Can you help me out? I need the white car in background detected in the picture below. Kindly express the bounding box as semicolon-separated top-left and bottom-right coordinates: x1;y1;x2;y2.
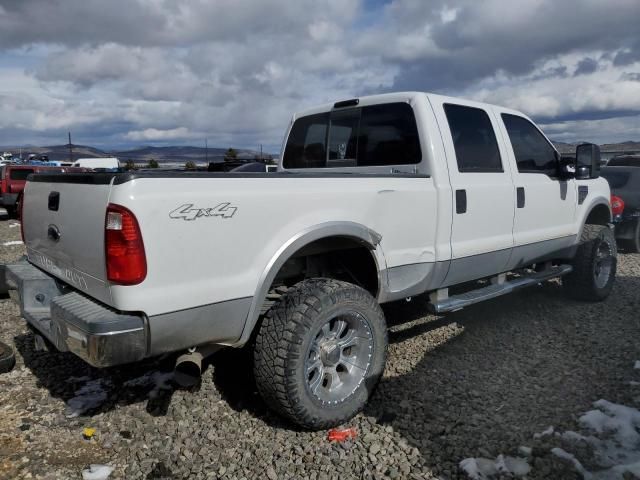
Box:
72;157;120;169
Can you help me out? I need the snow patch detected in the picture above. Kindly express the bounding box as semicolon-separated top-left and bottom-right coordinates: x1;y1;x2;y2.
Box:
123;371;173;399
551;399;640;479
518;446;532;457
552;448;591;478
533;426;554;438
82;464;114;480
8;222;20;228
2;240;23;246
66;379;109;418
460;455;530;479
634;360;640;370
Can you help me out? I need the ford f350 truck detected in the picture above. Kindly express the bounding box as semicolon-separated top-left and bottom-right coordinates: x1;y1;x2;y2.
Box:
0;92;615;429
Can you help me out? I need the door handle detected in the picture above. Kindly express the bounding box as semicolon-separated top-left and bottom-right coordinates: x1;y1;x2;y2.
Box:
456;189;467;214
517;187;525;208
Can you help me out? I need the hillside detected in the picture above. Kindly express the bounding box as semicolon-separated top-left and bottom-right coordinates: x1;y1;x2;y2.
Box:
552;140;640;154
0;144;271;163
3;141;639;163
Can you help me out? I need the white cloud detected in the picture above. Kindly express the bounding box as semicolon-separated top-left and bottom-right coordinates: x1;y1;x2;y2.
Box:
125;127;194;141
0;0;639;148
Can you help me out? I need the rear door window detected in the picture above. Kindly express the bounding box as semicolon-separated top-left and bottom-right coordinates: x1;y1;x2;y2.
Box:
444;104;503;173
502;114;558;175
283;103;421;169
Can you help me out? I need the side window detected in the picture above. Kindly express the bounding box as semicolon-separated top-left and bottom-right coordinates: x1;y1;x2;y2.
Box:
282;113;329;169
444;104;503;173
502;114;558;175
283;103;421;168
358;103;421;166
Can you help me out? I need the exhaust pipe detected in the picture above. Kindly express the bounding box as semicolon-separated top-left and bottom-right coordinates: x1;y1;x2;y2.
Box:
174;344;221;387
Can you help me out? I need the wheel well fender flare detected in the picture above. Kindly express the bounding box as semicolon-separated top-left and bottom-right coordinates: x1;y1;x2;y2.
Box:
578;198;611;239
234;221;385;346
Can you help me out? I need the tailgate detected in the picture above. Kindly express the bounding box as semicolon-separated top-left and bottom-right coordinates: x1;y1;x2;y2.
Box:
22;175;114;305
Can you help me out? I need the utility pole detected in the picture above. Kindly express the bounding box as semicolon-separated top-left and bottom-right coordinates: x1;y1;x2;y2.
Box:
205;138;208;164
260;144;263;162
68;131;73;163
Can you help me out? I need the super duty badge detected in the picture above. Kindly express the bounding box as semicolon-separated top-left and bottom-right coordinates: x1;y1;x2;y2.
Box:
169;203;237;221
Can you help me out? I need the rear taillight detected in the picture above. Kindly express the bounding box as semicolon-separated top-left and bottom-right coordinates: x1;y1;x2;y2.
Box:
611;194;625;217
105;203;147;285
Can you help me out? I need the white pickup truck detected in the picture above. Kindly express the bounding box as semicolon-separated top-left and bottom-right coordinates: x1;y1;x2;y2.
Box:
1;92;615;429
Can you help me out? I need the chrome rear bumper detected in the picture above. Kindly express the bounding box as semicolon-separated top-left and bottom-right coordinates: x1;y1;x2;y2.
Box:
1;260;146;367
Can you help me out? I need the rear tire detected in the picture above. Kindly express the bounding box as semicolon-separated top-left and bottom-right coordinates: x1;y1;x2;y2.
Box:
563;225;616;301
253;278;387;430
620;218;640;253
0;341;16;374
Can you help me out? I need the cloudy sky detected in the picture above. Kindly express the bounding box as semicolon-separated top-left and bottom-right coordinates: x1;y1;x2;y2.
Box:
1;0;639;152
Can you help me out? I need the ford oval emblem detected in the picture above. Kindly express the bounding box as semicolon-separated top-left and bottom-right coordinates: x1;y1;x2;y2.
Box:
47;224;61;242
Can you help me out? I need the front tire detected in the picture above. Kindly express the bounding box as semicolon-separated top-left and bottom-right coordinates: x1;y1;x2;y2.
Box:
563;224;617;301
253;278;387;429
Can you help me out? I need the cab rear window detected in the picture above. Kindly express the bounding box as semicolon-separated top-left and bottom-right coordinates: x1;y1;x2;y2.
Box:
283;103;421;169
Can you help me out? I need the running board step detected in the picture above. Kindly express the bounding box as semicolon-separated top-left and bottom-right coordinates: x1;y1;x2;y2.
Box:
429;264;573;313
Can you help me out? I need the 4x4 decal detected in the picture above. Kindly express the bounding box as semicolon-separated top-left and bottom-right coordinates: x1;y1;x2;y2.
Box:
169;203;237;221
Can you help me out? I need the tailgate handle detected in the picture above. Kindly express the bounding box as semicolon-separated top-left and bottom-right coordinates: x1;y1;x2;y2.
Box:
48;191;60;211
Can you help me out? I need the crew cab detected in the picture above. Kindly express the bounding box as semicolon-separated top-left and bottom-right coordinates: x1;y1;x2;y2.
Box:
0;164;87;216
0;92;614;429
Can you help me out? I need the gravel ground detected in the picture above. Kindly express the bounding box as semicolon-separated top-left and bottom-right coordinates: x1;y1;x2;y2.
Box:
1;212;639;480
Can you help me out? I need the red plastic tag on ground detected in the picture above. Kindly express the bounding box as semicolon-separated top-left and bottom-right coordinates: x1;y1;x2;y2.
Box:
327;427;357;442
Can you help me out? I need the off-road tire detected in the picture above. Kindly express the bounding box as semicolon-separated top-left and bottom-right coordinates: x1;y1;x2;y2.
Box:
620;218;640;253
563;224;616;301
0;341;16;374
253;278;387;430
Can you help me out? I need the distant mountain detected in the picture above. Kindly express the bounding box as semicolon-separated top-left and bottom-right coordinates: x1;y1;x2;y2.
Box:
0;144;274;163
551;141;577;154
552;141;640;155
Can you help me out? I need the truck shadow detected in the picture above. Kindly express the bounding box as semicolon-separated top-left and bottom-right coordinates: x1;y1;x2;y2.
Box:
364;273;640;477
13;333;178;417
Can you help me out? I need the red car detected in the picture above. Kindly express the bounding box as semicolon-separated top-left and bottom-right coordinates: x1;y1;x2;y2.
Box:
1;165;87;216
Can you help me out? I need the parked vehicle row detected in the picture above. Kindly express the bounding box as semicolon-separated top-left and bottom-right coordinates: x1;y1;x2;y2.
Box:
0;91;629;429
0;164;89;216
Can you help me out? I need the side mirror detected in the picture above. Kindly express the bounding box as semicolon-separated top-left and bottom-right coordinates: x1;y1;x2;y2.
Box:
575;143;601;180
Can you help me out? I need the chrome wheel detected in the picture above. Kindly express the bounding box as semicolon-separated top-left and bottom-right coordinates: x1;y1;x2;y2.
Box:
305;312;373;405
593;239;614;289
